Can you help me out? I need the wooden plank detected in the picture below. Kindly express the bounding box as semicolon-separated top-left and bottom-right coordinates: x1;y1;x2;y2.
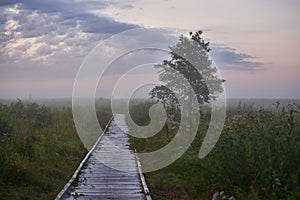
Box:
64;193;144;200
55;117;114;200
135;151;152;200
56;114;151;200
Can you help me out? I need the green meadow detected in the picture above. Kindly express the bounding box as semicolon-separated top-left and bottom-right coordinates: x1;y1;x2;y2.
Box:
0;99;299;199
128;99;300;199
0;99;111;199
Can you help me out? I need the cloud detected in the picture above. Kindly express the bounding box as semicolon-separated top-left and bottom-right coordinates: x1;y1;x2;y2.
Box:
0;1;267;99
0;1;19;6
0;1;138;83
210;44;265;71
0;1;138;98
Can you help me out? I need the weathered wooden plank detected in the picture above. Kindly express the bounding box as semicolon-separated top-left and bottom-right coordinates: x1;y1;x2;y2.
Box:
64;193;144;200
73;185;141;189
57;114;151;200
71;189;142;194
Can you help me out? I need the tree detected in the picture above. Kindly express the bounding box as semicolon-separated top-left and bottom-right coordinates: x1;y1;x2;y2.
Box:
150;31;224;136
150;30;224;105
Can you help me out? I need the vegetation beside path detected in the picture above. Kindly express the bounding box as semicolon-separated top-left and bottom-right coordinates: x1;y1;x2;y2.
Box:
0;99;111;199
129;100;300;199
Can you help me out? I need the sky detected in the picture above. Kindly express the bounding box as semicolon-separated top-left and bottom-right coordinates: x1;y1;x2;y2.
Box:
0;0;299;99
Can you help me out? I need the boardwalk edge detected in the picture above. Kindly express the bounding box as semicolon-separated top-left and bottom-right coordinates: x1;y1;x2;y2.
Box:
135;149;152;200
54;116;114;200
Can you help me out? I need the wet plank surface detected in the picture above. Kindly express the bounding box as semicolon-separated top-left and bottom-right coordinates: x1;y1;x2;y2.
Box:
60;114;146;200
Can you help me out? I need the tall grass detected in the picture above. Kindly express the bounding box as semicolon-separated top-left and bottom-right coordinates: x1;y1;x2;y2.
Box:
128;100;300;199
0;99;111;199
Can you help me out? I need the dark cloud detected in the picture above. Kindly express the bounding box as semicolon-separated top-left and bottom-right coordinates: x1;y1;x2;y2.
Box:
3;1;138;35
21;0;80;13
19;0;137;34
74;13;137;34
210;44;264;71
0;0;108;16
0;0;138;69
0;1;19;6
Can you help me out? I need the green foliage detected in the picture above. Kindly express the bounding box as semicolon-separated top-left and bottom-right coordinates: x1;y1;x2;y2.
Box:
129;100;300;199
150;31;224;106
129;100;153;126
203;105;300;199
0;100;111;199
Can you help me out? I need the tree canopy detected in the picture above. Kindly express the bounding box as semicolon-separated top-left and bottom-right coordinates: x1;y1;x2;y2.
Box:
150;30;224;107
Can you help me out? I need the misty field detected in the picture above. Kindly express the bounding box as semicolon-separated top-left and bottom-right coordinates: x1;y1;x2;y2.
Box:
0;99;299;199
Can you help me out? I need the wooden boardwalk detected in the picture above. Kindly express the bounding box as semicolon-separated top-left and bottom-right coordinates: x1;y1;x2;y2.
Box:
56;114;151;200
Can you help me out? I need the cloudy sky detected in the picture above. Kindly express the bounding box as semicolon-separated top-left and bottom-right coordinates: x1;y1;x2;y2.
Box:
0;0;299;99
